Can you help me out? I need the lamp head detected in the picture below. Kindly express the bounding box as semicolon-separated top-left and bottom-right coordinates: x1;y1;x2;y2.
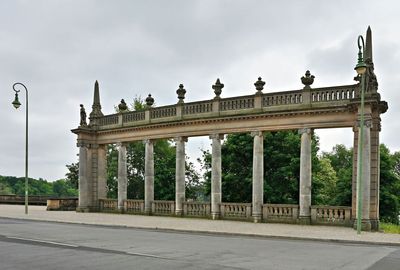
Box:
12;93;21;109
355;35;367;75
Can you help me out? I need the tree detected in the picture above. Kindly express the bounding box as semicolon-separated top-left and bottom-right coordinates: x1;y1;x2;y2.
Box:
312;157;338;205
200;131;320;204
379;145;400;224
321;144;353;206
52;179;78;197
65;162;79;189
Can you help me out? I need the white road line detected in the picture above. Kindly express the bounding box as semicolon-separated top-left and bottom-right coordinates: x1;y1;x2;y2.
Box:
125;251;167;259
6;236;79;248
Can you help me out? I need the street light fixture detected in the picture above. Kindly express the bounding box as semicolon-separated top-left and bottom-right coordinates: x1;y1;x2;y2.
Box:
12;82;29;215
354;35;366;234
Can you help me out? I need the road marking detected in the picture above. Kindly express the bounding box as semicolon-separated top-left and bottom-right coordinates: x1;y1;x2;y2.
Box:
125;251;167;259
6;236;79;248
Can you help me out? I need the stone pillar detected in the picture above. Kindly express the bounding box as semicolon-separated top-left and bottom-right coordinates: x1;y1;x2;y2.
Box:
299;128;312;224
144;139;154;214
97;145;107;200
251;131;264;223
175;137;187;215
210;134;223;219
77;142;91;212
117;143;127;211
352;106;373;231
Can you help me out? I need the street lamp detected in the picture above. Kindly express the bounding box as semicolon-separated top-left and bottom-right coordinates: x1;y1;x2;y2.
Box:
12;82;29;215
354;35;367;234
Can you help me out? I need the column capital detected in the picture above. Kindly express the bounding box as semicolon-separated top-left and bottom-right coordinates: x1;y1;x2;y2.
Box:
298;128;312;135
143;139;155;145
174;136;188;143
209;133;224;140
116;142;128;148
250;130;263;137
355;119;373;128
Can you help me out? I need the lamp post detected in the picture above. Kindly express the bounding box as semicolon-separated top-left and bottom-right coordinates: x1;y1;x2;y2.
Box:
354;36;367;234
12;82;29;215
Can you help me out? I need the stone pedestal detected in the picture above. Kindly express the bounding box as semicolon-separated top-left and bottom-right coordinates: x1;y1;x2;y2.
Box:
144;139;154;214
117;143;127;211
299;128;312;224
175;137;187;215
210;134;223;219
251;131;264;223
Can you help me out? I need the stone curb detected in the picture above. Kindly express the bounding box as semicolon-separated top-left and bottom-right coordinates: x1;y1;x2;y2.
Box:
2;216;400;248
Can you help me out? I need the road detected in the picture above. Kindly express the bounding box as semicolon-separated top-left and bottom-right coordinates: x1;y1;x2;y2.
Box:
0;217;398;270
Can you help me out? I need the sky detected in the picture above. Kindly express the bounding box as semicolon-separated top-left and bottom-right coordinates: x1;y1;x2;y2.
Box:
1;0;399;181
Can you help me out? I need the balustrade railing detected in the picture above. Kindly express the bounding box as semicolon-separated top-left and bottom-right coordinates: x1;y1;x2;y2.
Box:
99;198;118;211
98;114;119;126
262;204;298;223
263;91;303;106
124;199;145;213
123;111;145;123
151;105;177;119
183;202;211;216
183;101;213;115
311;85;357;102
151;200;175;215
220;96;254;111
311;205;352;226
220;202;252;219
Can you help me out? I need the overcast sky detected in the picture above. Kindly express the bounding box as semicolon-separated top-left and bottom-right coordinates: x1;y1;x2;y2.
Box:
1;0;399;181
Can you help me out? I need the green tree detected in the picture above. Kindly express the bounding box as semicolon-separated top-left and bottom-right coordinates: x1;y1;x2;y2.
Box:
312;157;338;205
379;145;400;224
52;179;78;197
65;162;79;189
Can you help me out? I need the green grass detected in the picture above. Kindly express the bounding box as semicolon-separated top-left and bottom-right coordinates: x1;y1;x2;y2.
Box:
380;222;400;234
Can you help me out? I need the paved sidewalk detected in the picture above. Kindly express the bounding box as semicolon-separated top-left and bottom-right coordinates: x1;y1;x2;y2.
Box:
1;205;399;246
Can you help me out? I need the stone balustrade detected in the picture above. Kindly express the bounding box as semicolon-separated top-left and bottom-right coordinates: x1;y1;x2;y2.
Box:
311;205;352;226
124;199;145;213
99;198;118;211
220;202;252;219
183;202;211;217
95;84;359;129
151;200;175;215
262;204;299;223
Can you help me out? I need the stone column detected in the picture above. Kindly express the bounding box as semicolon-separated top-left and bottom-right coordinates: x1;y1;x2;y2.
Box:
97;145;107;200
210;134;223;219
361;120;372;225
77;142;90;212
175;137;187;215
251;131;264;223
117;143;127;211
299;128;312;224
144;139;154;214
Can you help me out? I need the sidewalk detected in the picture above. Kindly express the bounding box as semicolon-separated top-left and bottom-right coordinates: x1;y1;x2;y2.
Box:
1;205;399;246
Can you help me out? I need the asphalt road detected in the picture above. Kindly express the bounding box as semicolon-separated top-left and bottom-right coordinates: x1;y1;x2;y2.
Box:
0;218;398;270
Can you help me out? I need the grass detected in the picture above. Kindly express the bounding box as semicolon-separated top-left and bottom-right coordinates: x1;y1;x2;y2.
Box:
380;222;400;234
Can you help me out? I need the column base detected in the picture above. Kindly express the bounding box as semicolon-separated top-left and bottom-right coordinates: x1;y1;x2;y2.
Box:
175;210;183;216
298;216;311;225
211;212;220;220
253;214;262;223
353;219;372;231
76;206;98;212
370;219;380;231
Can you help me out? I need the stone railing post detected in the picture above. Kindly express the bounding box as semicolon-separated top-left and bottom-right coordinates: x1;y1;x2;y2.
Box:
175;136;187;215
210;134;223;219
117;142;128;212
144;139;154;214
299;128;312;224
251;131;264;223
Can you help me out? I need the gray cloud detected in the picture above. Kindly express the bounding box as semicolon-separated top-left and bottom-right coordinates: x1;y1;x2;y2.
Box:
1;0;399;180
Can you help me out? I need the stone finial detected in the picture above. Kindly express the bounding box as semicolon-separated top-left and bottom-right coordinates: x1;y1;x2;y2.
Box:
254;77;265;94
145;94;154;107
79;104;87;127
89;80;104;119
212;78;224;99
301;70;315;89
118;99;128;112
176;84;186;103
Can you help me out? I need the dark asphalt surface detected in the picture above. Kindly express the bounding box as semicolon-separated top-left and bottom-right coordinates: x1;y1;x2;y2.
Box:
0;218;398;270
